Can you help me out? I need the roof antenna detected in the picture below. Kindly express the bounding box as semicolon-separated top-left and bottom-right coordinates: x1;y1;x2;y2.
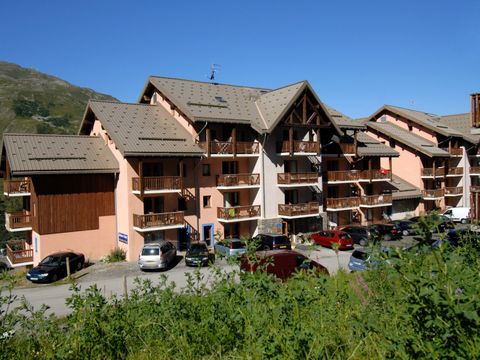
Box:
208;64;221;82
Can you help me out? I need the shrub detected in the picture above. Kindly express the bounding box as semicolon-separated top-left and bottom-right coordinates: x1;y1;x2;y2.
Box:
106;247;126;263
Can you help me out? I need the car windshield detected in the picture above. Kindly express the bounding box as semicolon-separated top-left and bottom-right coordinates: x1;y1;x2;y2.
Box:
39;256;62;266
352;250;369;261
189;244;208;254
230;241;245;249
141;248;160;256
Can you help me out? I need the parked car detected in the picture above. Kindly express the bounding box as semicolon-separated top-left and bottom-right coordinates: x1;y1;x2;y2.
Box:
251;233;291;251
348;247;393;272
240;250;328;280
138;241;177;270
340;226;371;246
185;242;214;267
0;261;10;272
214;238;246;258
389;220;415;236
442;207;470;224
408;214;455;233
26;252;85;283
368;223;402;241
310;230;354;250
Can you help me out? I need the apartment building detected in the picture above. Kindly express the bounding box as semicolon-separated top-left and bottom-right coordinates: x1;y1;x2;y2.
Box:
0;76;410;265
364;93;480;218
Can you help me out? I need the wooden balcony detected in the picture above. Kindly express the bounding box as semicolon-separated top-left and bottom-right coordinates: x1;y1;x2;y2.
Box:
422;189;445;199
132;176;182;194
217;205;261;222
199;141;259;156
471;186;480;192
444;187;463;196
3;179;31;197
216;173;260;189
6;241;33;265
5;211;32;232
359;169;392;182
326;170;361;183
470;167;480;176
278;140;320;154
421;168;445;178
339;142;356;155
278;202;319;218
360;194;393;207
277;172;318;186
446;167;463;177
133;211;184;232
326;197;360;210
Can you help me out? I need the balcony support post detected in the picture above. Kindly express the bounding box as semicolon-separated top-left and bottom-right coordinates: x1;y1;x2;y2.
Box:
139;160;144;197
389;157;393;181
232;127;237;157
206;128;211;157
289;127;294;156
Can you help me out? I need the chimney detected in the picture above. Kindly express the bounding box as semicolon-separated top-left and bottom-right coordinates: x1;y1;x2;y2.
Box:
472;93;480;127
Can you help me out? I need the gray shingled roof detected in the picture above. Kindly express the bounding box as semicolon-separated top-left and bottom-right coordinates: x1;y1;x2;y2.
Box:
388;175;422;200
87;100;204;157
374;105;463;137
367;121;450;158
438;113;480;144
144;77;342;135
356;132;399;157
2;134;119;176
325;105;365;130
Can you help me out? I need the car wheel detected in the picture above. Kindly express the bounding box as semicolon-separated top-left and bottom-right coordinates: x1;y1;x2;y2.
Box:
263;245;270;251
76;261;83;271
402;229;409;236
359;238;367;246
383;234;392;241
51;274;58;282
461;219;467;224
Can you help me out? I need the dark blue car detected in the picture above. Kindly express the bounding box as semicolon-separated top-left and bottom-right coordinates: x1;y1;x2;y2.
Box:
26;252;85;283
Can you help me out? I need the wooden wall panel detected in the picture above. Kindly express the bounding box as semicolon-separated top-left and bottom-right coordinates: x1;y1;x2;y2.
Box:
31;174;115;235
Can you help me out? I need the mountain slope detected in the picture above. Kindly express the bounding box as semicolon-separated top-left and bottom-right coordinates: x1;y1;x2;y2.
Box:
0;61;117;135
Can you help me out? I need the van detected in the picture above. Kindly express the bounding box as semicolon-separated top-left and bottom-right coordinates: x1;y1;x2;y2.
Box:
442;207;470;224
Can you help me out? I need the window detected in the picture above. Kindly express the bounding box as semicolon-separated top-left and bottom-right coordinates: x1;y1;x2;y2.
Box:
222;161;238;174
203;195;211;208
202;164;211;176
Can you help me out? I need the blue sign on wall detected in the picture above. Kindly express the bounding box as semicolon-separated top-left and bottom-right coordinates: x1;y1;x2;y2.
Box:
118;232;128;244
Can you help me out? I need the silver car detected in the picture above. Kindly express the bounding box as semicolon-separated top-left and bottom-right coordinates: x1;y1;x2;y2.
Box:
214;238;246;258
138;241;177;270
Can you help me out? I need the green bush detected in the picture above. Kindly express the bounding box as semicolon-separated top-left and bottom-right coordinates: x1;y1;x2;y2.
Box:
1;229;479;359
106;247;126;263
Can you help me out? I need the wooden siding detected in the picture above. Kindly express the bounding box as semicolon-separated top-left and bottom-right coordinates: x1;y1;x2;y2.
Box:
31;174;115;235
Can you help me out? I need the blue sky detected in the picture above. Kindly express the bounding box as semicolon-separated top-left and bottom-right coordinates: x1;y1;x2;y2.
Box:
0;0;478;118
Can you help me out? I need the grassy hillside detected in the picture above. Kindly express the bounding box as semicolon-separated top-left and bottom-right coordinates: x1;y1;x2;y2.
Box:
0;61;117;135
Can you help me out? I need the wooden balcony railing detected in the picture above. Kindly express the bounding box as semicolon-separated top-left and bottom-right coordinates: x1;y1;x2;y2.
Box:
447;167;463;176
279;140;319;154
5;211;32;231
444;187;463;195
3;179;31;196
326;197;360;209
198;141;259;155
277;172;318;185
327;170;361;182
442;147;463;156
422;189;445;198
421;168;445;177
360;169;392;181
217;173;260;187
133;211;184;229
278;202;319;217
471;186;480;192
360;194;393;206
6;241;33;264
339;142;356;154
470;167;480;175
217;205;261;221
132;176;182;192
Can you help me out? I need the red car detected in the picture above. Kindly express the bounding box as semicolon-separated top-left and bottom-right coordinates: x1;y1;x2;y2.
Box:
240;250;328;281
310;230;354;250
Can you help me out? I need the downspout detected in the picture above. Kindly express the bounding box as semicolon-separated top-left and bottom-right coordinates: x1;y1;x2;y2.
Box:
113;172;119;249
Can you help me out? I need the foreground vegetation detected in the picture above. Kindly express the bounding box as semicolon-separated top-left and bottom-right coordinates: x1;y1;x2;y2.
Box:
1;234;480;359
